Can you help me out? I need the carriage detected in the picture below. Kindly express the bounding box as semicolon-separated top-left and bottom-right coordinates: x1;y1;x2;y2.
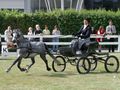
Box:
52;37;119;74
6;30;119;74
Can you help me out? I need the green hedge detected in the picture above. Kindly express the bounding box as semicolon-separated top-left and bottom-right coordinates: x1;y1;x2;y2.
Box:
0;9;120;34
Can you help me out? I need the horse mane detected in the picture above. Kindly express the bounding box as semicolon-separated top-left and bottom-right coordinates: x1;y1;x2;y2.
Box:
13;29;24;36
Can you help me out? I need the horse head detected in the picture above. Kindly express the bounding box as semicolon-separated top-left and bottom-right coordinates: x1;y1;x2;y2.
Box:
12;29;24;43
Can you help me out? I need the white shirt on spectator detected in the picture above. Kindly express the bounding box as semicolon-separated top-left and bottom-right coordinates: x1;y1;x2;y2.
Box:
43;29;50;35
106;25;116;35
52;29;60;35
4;29;12;42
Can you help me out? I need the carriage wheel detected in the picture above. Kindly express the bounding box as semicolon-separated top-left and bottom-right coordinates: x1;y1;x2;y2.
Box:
105;55;119;73
88;56;97;71
76;57;91;74
52;56;66;72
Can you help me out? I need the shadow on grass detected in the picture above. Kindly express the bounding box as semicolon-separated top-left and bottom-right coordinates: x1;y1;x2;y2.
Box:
43;73;67;78
25;70;120;78
40;71;78;78
0;58;15;60
89;71;120;74
25;73;67;78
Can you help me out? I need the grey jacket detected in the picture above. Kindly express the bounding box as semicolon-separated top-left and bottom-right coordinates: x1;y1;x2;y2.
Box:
106;25;116;35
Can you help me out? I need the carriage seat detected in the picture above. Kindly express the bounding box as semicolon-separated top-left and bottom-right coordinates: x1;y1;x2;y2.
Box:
59;47;74;57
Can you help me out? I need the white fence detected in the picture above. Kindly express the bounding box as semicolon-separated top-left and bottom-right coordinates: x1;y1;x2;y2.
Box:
0;34;120;57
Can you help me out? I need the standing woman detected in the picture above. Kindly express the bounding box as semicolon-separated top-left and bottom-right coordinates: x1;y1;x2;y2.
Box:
27;27;33;41
96;26;105;52
52;25;61;52
28;27;33;35
4;26;14;48
34;24;42;41
73;18;92;53
43;25;50;35
43;25;51;42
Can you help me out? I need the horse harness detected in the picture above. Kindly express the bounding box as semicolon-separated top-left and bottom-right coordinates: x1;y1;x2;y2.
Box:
18;42;32;58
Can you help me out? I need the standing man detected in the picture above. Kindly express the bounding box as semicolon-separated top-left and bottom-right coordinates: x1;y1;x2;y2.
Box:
106;20;116;52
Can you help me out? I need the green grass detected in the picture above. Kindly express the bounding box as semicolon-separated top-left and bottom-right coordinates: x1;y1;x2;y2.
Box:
0;53;120;90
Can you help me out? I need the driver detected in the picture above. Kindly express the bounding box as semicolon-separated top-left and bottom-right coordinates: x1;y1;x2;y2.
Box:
73;18;92;53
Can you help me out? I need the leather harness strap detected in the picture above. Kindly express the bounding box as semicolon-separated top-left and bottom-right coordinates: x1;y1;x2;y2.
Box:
24;42;32;58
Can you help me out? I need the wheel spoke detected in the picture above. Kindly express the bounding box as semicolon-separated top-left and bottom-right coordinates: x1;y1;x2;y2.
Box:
88;56;97;71
52;56;66;72
77;58;91;74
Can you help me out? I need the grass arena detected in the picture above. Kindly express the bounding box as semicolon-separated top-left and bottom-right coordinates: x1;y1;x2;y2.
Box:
0;53;120;90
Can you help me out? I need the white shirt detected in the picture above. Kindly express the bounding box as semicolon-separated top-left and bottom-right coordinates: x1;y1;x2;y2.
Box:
43;29;50;35
4;29;12;42
28;32;33;35
52;29;60;35
106;25;116;34
83;25;87;30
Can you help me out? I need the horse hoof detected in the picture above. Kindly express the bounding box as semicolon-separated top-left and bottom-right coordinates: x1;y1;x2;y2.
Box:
25;69;29;73
5;70;9;73
47;68;51;71
5;69;10;73
21;68;26;72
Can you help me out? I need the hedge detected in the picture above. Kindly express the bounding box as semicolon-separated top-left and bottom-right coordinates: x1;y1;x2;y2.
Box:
0;9;120;34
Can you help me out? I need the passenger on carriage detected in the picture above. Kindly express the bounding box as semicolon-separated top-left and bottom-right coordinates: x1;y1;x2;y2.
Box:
4;26;14;48
72;18;92;54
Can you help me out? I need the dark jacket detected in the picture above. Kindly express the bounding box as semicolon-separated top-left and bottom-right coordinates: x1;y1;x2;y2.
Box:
34;29;42;41
75;25;92;39
34;29;42;35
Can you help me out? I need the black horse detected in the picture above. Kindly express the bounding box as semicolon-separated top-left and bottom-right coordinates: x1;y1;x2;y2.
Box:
6;29;56;73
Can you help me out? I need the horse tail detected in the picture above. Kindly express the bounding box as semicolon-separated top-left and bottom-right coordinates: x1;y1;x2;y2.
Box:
44;44;56;60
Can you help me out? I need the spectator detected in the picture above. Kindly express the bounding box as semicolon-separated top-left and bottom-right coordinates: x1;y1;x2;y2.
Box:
96;26;105;52
28;27;33;35
52;25;61;52
43;25;50;42
34;24;42;35
4;26;14;48
27;27;33;41
43;25;50;35
34;24;42;41
106;19;116;52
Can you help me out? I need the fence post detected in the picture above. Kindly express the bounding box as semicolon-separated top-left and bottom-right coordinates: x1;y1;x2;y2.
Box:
118;35;120;52
0;34;1;54
0;34;1;43
40;35;43;42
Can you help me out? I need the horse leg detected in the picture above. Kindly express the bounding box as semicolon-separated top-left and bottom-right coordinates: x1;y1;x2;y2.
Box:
44;44;56;60
44;44;60;64
6;56;22;73
25;57;35;73
40;54;51;71
17;59;27;72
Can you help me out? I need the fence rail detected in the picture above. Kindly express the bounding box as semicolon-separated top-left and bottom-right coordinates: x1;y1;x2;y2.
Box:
0;34;120;57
